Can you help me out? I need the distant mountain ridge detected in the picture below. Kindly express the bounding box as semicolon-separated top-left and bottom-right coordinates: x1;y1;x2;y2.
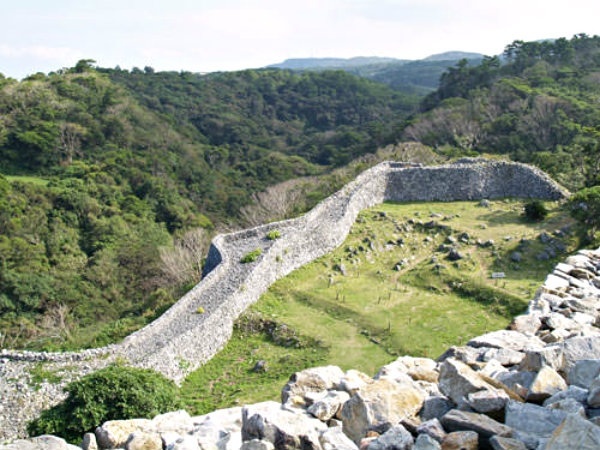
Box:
266;51;484;94
267;51;484;70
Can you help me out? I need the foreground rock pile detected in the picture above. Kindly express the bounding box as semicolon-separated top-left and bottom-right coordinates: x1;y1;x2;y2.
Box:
4;247;600;450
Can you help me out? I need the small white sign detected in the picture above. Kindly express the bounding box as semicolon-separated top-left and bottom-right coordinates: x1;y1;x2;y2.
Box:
491;272;506;279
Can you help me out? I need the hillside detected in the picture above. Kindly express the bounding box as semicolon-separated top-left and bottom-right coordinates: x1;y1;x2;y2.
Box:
0;66;416;351
1;33;600;354
408;34;600;190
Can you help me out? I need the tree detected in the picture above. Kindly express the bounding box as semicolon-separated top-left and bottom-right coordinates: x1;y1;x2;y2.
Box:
569;186;600;241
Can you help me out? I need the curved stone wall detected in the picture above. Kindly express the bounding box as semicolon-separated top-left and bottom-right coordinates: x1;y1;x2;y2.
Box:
0;158;571;439
114;158;568;381
1;159;568;381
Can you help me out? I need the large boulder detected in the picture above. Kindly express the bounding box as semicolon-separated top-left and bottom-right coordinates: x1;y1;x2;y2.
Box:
0;436;81;450
242;401;327;450
125;432;162;450
282;366;345;403
545;413;600;450
437;358;497;408
192;406;243;450
95;419;154;449
319;427;358;450
504;401;568;448
341;378;425;444
308;391;350;421
440;409;512;450
467;330;544;352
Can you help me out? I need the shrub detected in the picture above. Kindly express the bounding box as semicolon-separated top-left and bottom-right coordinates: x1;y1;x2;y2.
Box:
266;230;281;240
240;248;262;263
28;365;180;443
523;200;548;221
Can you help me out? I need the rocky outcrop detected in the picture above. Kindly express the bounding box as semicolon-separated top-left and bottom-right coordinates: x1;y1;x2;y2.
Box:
0;159;571;441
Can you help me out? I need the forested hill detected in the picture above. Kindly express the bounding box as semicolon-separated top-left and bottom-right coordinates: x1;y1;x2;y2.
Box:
405;34;600;190
1;34;600;352
0;64;417;350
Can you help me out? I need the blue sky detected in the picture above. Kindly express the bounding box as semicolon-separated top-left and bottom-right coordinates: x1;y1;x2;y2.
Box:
1;0;598;79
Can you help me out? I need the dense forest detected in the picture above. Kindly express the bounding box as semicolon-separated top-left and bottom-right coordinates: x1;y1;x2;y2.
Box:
407;34;600;189
0;63;416;349
1;34;599;350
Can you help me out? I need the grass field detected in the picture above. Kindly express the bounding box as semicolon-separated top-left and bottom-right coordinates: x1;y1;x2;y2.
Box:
180;199;576;414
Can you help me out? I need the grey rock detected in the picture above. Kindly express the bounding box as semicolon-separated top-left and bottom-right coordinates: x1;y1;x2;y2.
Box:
81;433;98;450
242;401;327;450
167;434;201;450
526;365;568;403
152;410;194;434
545;397;586;415
0;436;81;450
340;378;425;444
587;377;600;408
281;366;344;403
467;330;544;352
504;401;567;443
366;425;413;450
437;358;496;408
481;348;525;366
440;431;478;450
467;389;509;414
419;395;453;421
416;418;445;443
509;314;541;336
319;426;358;450
441;409;512;449
339;370;373;396
488;436;527;450
543;385;589;407
568;359;600;388
308;390;350;421
561;336;600;374
414;434;441;450
545;413;600;450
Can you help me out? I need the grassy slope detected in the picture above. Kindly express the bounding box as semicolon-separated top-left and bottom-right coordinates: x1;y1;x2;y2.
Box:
180;199;575;414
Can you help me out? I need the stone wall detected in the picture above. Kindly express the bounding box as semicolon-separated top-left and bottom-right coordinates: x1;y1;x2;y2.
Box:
0;159;569;440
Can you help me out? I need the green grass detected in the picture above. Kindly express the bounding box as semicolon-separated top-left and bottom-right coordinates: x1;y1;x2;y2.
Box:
180;317;327;414
180;199;576;413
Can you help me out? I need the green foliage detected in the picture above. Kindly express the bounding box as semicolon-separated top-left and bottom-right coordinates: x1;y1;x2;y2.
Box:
409;34;600;191
569;186;600;241
27;365;180;443
523;200;549;221
266;230;281;240
240;248;262;264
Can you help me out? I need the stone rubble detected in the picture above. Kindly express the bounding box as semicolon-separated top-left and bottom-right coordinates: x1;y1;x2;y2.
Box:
2;246;600;449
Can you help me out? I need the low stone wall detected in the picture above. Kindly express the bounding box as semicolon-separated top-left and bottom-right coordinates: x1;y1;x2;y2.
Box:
0;159;569;440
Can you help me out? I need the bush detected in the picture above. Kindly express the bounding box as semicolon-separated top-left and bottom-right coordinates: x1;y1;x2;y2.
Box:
240;248;262;263
266;230;281;240
28;365;180;443
523;200;548;221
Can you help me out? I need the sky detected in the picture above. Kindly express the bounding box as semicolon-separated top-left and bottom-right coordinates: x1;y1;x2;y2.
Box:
1;0;599;79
